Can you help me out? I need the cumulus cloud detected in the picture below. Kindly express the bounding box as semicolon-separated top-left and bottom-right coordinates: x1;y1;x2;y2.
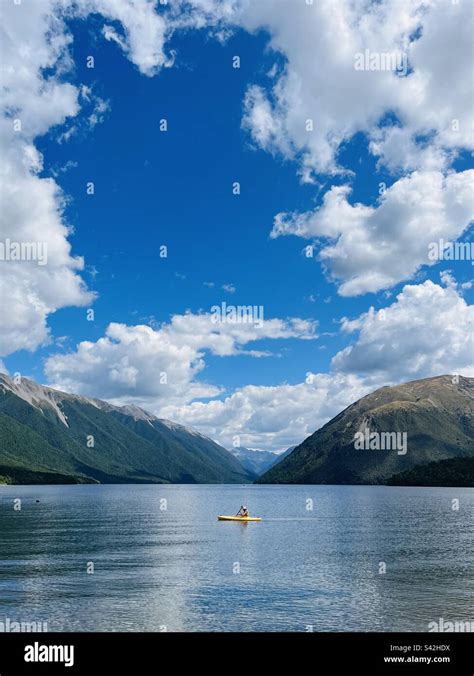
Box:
44;312;318;408
182;1;474;298
0;0;176;358
79;0;174;76
271;170;474;296
236;0;473;176
332;280;474;380
45;281;472;450
3;0;473;360
1;1;89;356
161;281;473;449
0;165;96;355
4;0;473;451
160;373;375;452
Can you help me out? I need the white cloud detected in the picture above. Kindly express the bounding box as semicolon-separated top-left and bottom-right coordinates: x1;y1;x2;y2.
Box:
0;0;176;358
103;24;128;52
56;86;110;143
179;2;474;300
161;373;375;452
3;0;473;451
0;165;96;356
80;0;174;76
44;312;318;408
180;0;472;174
46;281;472;451
374;0;474;172
161;280;473;449
439;269;457;289
3;0;473;360
235;0;473;176
271;170;474;296
332;280;474;381
0;1;87;356
242;85;290;158
368;126;452;175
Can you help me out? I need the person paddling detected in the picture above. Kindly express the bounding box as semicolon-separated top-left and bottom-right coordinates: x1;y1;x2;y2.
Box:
236;505;249;517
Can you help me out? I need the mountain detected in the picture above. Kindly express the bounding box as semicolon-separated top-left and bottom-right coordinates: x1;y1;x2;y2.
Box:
230;446;295;476
258;376;474;485
0;375;253;484
387;457;474;487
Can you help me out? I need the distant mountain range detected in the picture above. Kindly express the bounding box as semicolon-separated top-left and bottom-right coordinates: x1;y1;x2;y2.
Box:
229;446;294;476
0;375;252;484
258;376;473;486
1;374;472;486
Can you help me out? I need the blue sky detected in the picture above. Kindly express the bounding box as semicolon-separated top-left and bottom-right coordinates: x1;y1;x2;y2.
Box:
28;21;386;385
1;1;472;450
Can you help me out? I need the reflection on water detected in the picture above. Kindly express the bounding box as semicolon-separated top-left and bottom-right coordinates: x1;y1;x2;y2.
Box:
0;484;472;631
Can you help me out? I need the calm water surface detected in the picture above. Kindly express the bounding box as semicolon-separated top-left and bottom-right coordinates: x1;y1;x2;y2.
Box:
0;484;472;631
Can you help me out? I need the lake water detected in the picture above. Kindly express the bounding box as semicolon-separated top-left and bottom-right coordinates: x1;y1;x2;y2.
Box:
0;484;472;632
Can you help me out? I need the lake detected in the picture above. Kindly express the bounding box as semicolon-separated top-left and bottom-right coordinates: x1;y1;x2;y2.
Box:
0;484;472;632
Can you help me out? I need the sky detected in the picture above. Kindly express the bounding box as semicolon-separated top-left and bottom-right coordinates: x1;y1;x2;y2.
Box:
0;0;473;452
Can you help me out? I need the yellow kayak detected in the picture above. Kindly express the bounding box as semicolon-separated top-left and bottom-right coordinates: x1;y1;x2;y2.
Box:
217;515;262;522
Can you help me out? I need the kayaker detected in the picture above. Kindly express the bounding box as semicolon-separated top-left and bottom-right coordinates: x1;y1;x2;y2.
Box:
236;505;249;517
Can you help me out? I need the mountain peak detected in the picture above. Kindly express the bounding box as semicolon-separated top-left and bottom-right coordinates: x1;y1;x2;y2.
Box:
259;375;474;485
0;373;74;427
0;374;253;484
